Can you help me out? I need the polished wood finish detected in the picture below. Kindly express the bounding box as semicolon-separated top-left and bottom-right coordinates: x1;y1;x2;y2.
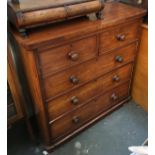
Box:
43;43;136;99
9;2;146;151
47;64;133;121
38;36;97;76
50;82;130;141
99;20;140;54
132;24;148;111
8;0;104;31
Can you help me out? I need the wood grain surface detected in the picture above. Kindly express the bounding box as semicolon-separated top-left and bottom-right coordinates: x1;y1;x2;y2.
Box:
8;2;146;150
132;24;148;111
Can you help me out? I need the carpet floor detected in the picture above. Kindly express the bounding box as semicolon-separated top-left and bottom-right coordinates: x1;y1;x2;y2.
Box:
7;101;148;155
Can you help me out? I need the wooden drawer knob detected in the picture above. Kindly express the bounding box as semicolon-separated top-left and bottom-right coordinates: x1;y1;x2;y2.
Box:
72;116;80;124
68;52;79;61
116;34;126;41
115;55;123;63
70;76;79;84
70;96;79;105
112;75;120;82
111;93;118;101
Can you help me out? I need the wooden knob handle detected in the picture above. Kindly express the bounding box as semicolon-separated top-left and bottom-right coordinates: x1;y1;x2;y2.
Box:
68;52;79;61
70;96;79;105
111;93;118;101
72;116;80;124
116;34;126;41
70;76;79;84
115;55;123;63
112;75;120;82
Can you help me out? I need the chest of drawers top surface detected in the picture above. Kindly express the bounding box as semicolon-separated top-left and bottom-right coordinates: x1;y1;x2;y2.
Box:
12;2;146;50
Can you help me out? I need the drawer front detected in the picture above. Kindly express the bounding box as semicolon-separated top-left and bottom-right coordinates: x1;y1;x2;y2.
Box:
38;36;97;76
43;43;136;100
48;63;133;121
100;21;140;54
50;82;130;140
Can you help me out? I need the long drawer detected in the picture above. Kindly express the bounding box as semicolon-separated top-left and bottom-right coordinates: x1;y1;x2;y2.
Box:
47;63;133;121
50;82;130;140
43;43;136;100
100;21;140;54
38;36;97;77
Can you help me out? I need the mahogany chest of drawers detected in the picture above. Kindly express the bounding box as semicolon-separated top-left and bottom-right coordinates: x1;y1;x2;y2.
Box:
9;2;146;151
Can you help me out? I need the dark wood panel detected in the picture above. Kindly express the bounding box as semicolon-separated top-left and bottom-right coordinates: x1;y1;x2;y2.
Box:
48;63;133;121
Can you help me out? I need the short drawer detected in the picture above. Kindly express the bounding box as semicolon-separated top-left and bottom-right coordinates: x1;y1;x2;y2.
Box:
50;82;130;140
38;36;97;76
47;63;133;121
100;21;140;54
43;43;136;100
